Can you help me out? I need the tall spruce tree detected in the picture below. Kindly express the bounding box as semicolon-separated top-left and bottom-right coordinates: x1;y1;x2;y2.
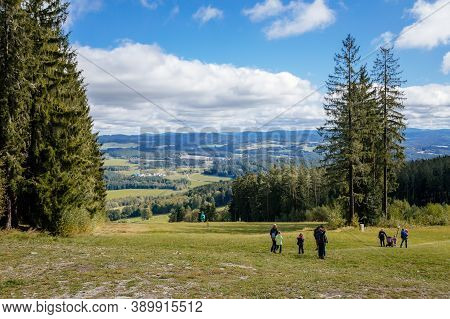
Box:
0;0;105;234
353;65;383;223
317;34;362;224
0;0;32;229
372;46;406;218
20;0;105;234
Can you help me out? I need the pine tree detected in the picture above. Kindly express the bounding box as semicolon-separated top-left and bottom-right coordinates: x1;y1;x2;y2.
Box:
0;0;32;229
19;0;105;234
353;65;383;223
317;34;362;224
372;46;406;218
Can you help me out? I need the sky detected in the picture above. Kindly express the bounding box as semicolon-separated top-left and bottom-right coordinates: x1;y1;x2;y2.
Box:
66;0;450;134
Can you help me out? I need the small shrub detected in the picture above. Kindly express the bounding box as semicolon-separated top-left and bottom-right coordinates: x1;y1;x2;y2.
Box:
305;203;345;229
415;203;448;226
389;200;411;221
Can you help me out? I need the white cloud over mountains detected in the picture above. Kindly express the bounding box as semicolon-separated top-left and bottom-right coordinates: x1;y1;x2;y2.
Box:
76;42;324;134
395;0;450;49
243;0;335;39
76;42;450;134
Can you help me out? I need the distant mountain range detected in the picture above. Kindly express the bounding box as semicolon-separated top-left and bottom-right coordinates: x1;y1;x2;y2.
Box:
99;128;449;162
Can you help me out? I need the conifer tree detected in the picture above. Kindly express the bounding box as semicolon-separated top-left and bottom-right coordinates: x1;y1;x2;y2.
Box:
353;65;383;223
317;34;362;224
20;0;105;234
372;46;406;218
0;0;32;229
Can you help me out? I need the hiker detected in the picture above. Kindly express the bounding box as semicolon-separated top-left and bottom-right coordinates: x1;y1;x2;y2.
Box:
378;228;387;247
400;228;409;248
200;212;206;222
269;224;279;253
275;231;283;254
313;225;321;251
297;233;305;254
317;226;328;259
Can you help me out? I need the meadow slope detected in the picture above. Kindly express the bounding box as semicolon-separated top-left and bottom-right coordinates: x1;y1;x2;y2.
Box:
1;216;449;299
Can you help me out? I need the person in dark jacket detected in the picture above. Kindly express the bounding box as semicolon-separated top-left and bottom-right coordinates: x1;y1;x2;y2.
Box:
378;229;387;247
313;225;322;251
317;226;328;259
269;224;279;253
400;228;409;248
297;233;305;254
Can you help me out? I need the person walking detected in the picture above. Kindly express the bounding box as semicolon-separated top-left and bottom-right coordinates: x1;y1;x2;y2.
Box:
378;228;387;247
297;233;305;254
313;225;321;251
317;226;328;259
275;232;283;254
269;224;279;253
400;228;409;248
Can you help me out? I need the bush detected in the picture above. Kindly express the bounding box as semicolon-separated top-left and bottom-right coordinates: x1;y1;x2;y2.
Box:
57;208;92;236
415;203;448;226
216;206;232;222
389;200;411;221
107;209;121;221
305;203;345;229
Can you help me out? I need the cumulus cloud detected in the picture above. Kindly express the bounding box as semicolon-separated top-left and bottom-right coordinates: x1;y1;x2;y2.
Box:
396;0;450;49
66;0;102;27
404;84;450;128
243;0;335;39
442;52;450;74
193;5;224;24
75;42;324;134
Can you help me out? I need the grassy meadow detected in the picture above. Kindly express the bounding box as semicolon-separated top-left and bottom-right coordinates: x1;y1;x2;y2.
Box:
1;215;449;299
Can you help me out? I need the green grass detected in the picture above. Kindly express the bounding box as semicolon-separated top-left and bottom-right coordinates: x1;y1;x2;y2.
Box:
103;159;137;167
1;220;449;299
187;173;231;188
106;189;178;200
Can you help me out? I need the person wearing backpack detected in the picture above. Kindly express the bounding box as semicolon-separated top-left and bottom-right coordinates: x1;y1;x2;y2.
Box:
297;233;305;254
269;224;279;253
317;227;328;259
400;228;409;248
275;232;283;254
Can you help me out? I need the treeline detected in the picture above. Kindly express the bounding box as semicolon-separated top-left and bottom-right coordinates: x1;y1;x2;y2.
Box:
106;182;232;222
0;1;105;234
104;172;189;191
394;156;449;206
230;166;333;222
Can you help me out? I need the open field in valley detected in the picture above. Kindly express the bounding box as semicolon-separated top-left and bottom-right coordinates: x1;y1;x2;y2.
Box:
1;216;449;299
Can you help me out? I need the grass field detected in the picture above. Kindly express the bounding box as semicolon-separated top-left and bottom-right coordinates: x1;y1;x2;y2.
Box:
106;189;178;200
1;217;449;299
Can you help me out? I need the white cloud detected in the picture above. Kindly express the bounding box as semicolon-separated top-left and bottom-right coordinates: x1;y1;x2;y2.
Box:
140;0;160;10
66;0;102;27
244;0;335;39
75;42;324;134
404;84;450;128
371;31;395;48
75;43;449;134
193;5;224;24
396;0;450;49
243;0;288;22
442;52;450;74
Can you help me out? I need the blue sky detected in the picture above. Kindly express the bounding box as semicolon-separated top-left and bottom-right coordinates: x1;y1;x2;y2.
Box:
67;0;450;133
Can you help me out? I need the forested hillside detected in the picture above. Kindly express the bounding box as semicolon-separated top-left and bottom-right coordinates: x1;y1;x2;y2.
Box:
0;0;105;235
